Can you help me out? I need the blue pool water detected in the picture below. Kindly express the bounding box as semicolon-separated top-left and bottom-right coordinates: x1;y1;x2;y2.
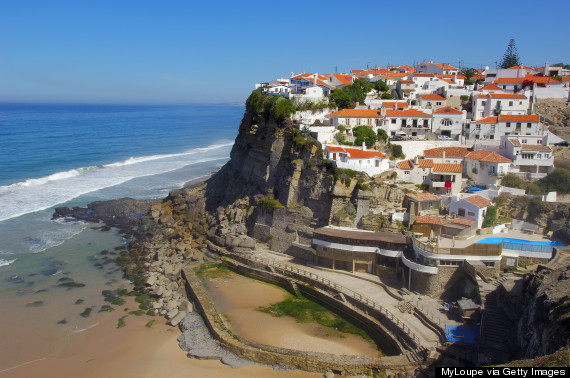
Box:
445;325;479;344
476;237;563;247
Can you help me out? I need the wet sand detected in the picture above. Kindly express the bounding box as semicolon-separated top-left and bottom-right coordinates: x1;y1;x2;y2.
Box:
202;271;381;358
2;296;320;378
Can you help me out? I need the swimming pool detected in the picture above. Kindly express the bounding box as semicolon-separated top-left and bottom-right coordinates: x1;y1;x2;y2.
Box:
476;237;563;246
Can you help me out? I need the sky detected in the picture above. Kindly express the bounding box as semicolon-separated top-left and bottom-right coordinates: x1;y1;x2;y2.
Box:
1;0;569;105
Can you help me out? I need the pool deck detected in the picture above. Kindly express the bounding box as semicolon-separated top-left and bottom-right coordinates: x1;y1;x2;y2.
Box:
430;230;553;249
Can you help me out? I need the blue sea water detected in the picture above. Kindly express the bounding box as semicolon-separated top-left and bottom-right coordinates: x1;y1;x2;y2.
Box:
0;103;243;370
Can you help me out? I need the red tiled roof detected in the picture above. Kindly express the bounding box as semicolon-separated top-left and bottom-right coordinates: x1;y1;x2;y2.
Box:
476;94;489;98
433;107;462;114
399;79;414;84
385;109;431;117
291;73;315;79
509;138;521;146
382;102;408;109
397;160;412;170
432;163;462;173
325;145;345;153
508;65;533;70
420;94;446;100
412;73;435;78
451;218;477;226
415;216;446;226
524;75;562;84
494;77;524;84
325;145;387;159
397;159;433;169
479;84;502;91
464;195;491;208
498;114;539;122
406;192;442;202
423;147;470;158
521;144;551;152
418;159;434;168
475;116;498;124
465;150;512;163
331;74;353;85
488;93;527;99
420;62;458;70
326;109;382;118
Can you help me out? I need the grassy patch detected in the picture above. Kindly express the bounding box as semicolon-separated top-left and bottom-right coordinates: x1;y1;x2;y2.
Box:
58;281;86;288
80;308;92;318
99;305;114;312
257;293;373;343
129;309;145;316
194;261;233;279
117;316;127;328
145;320;158;328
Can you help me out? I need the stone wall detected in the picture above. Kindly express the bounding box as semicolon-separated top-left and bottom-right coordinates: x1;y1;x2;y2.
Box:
407;265;472;298
286;243;315;262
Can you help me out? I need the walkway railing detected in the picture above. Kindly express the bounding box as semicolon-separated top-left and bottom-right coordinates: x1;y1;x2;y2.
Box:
242;253;424;347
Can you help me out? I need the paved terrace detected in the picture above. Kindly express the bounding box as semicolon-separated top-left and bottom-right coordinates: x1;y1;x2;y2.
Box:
250;246;462;350
422;229;553;250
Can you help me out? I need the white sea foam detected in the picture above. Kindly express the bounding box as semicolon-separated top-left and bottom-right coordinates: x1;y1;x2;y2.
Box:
72;322;99;334
0;258;16;267
0;142;232;222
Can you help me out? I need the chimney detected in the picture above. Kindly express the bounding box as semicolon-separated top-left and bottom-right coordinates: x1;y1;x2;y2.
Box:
443;151;446;161
545;61;550;76
362;141;366;151
414;156;419;165
291;72;294;78
313;73;318;86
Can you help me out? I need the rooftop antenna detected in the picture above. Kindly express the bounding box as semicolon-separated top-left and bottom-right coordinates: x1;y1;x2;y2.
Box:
335;65;338;73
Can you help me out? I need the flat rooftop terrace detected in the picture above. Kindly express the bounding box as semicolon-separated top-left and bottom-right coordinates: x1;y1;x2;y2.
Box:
422;229;554;250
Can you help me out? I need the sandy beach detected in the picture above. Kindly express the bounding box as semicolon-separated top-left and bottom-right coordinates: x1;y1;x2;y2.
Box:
2;296;320;378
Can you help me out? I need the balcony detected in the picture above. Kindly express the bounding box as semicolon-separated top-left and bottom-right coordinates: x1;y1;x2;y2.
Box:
431;181;446;188
488;171;505;177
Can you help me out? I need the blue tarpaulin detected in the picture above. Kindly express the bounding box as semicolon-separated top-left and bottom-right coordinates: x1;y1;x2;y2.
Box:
445;325;479;344
466;187;483;193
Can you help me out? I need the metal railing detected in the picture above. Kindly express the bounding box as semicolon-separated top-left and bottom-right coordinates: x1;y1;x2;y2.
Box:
242;253;423;346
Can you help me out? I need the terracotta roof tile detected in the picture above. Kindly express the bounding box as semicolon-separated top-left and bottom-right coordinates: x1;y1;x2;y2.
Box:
521;144;551;152
494;77;524;84
509;138;521;146
385;109;431;117
524;75;562;84
399;79;414;84
415;216;446;226
475;116;498;124
326;109;382;118
397;160;412;170
433;107;462;114
420;94;446;100
432;163;462;173
479;84;503;91
498;114;539;122
465;150;512;163
325;145;387;159
488;93;527;99
412;73;435;78
406;192;442;202
325;145;345;153
423;147;470;158
418;159;434;168
463;195;491;208
381;102;408;109
451;218;477;226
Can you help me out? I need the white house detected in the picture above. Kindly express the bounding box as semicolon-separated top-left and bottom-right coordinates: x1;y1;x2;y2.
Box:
464;150;512;186
423;147;470;164
500;135;554;178
431;107;464;138
325;144;389;176
397;158;434;186
449;195;491;229
467;114;541;140
418;94;446;110
396;79;416;99
325;109;383;129
381;109;432;139
396;158;462;195
326;74;354;89
471;93;529;120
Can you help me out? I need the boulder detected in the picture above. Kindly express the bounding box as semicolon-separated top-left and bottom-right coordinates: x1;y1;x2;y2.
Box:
192;251;205;262
178;300;193;313
145;274;157;286
166;308;179;319
238;236;256;250
169;311;186;326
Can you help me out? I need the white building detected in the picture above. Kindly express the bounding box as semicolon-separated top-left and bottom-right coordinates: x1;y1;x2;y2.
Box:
423;147;470;164
431;107;464;138
324;144;389;176
418;94;446;110
396;158;462;195
381;109;432;139
325;109;383;129
416;62;459;75
464;150;512;186
449;195;492;229
471;93;529;120
467;114;541;141
500;135;554;178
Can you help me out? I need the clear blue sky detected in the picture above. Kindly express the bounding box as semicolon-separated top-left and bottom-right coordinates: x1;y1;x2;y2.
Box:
1;0;569;105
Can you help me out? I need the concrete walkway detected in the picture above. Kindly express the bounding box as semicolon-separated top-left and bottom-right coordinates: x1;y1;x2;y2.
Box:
250;247;459;350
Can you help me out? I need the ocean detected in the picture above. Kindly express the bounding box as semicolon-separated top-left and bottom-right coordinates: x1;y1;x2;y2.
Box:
0;103;243;371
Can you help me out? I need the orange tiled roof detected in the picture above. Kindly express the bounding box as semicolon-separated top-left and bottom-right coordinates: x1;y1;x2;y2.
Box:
305;76;332;88
494;77;524;84
331;74;353;85
399;79;414;84
508;65;533;70
476;94;489;98
406;192;442;202
521;144;551;152
440;78;455;84
420;62;458;70
415;216;446;226
325;145;387;159
385;109;431;117
381;102;408;109
498;114;539;122
465;150;512;163
475;116;498;124
479;84;503;91
524;75;562;84
325;145;345;153
509;138;521;146
432;163;462;173
420;94;446;100
488;93;527;99
434;107;462;114
291;73;315;79
423;147;470;158
326;109;382;118
412;73;435;78
464;195;491;208
451;218;477;226
397;160;412;170
418;159;434;168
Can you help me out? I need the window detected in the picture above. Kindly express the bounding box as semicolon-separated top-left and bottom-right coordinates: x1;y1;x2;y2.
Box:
506;122;511;127
391;119;397;124
468;211;475;216
458;208;465;216
516;122;521;128
475;124;481;130
537;154;542;158
509;101;513;106
527;123;532;128
442;119;452;126
422;175;427;181
482;101;486;106
519;101;523;105
404;171;410;175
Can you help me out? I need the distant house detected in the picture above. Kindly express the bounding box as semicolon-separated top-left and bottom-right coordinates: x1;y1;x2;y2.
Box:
493;77;524;92
430;163;463;195
467;114;541;140
416;62;459;76
431;107;464;138
397;158;433;186
324;144;389;176
423;147;470;164
449;195;491;229
464;150;512;186
325;109;383;129
471;93;529;121
326;73;354;89
396;79;416;99
500;135;554;178
418;94;446;110
381;109;432;139
404;192;442;216
478;83;503;93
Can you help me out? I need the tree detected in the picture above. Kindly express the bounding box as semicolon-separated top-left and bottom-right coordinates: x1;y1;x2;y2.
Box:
353;126;377;148
374;80;389;92
377;129;388;143
381;92;393;99
482;205;497;228
330;88;353;109
499;39;521;69
500;173;525;189
461;67;477;80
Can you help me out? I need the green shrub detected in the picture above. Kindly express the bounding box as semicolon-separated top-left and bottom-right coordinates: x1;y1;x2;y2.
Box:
258;196;285;212
344;203;357;218
356;179;370;191
482;205;497;228
381;92;393;99
501;173;525;189
353;125;378;148
377;129;388;143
